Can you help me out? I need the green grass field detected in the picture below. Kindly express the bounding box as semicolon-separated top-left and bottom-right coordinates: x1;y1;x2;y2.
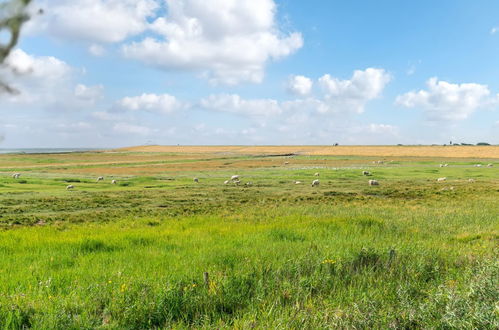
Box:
0;150;497;328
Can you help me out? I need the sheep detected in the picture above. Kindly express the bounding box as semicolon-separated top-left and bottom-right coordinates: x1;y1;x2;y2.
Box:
111;180;117;184
439;164;444;168
487;163;493;167
295;181;302;184
468;178;475;183
12;173;20;179
312;179;320;187
97;176;104;182
193;177;199;183
444;164;449;167
224;180;230;185
368;179;379;186
284;161;289;165
362;171;370;176
475;164;482;167
314;172;320;177
230;175;240;181
234;180;241;186
437;177;446;182
66;185;74;190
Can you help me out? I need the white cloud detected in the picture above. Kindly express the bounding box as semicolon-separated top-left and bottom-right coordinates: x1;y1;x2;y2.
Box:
90;111;124;121
396;77;493;121
365;123;399;135
113;122;155;135
200;94;282;117
88;44;106;56
287;75;313;96
28;0;159;44
1;49;73;104
123;0;303;84
117;93;187;114
491;27;498;35
74;84;104;103
318;68;391;113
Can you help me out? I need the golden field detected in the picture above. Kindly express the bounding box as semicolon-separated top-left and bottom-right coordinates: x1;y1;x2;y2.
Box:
119;145;499;158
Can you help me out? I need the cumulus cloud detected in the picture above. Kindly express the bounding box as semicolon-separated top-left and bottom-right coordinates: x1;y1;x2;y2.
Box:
88;44;106;56
117;93;187;114
365;123;399;135
287;75;313;96
1;49;73;104
0;49;108;114
113;122;155;135
200;94;282;117
318;68;391;113
123;0;303;84
395;77;493;121
74;84;104;103
27;0;159;43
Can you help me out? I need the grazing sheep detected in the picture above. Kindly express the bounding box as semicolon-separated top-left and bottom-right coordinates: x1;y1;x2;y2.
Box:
362;171;370;176
314;172;320;177
66;185;74;190
439;164;444;168
475;164;482;167
312;179;320;187
230;175;240;181
234;180;241;186
437;177;446;182
295;181;302;184
468;178;475;183
111;180;117;184
97;176;104;182
224;180;230;185
487;163;493;167
284;161;289;165
193;177;199;183
368;179;379;186
12;173;20;179
444;164;449;167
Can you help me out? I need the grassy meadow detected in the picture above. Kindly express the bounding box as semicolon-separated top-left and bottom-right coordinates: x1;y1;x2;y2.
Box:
0;146;497;328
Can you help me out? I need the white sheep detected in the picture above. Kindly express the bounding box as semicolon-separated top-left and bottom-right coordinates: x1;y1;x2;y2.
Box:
312;179;320;187
468;178;475;183
12;173;20;179
437;177;446;182
314;172;320;177
224;180;230;185
444;164;449;167
111;180;117;184
284;161;289;165
439;164;444;168
368;179;379;186
230;175;240;181
475;164;482;167
295;181;302;184
97;176;104;182
487;163;493;167
66;185;74;190
193;178;199;183
362;171;370;176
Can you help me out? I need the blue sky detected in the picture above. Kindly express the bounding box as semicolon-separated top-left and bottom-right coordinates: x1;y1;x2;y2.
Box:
1;0;498;147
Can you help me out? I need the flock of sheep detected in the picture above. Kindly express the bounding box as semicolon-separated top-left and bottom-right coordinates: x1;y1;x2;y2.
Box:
9;161;493;190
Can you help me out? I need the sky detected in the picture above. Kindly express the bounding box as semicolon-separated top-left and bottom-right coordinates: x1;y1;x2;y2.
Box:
0;0;498;148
